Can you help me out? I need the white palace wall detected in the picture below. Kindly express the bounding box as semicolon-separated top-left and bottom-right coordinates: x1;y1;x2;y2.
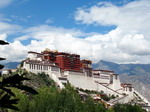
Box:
23;59;150;106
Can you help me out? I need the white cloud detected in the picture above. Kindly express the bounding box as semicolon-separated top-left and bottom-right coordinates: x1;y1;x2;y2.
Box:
45;18;54;24
118;34;150;56
25;25;85;37
1;23;150;64
0;22;22;34
24;25;94;59
15;35;30;41
75;0;150;38
0;33;7;40
75;0;150;32
74;0;150;63
1;40;28;62
0;0;14;8
1;25;99;62
1;0;150;64
0;0;29;8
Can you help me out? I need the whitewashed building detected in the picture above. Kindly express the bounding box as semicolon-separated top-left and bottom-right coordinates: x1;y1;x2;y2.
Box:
22;51;150;106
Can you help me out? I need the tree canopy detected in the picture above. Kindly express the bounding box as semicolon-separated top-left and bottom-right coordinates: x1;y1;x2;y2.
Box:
0;40;38;111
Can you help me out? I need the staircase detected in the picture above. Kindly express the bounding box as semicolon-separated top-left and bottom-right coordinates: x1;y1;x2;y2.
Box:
133;91;150;106
95;80;131;104
95;81;123;96
108;94;128;104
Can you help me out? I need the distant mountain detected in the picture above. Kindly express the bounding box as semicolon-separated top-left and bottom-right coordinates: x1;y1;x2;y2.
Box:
93;60;150;76
3;62;20;69
93;60;150;101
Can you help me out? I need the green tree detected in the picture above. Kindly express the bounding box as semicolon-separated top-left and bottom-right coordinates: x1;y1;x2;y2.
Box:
29;86;58;112
113;103;145;112
55;83;83;112
0;40;38;111
106;108;115;112
8;89;30;112
84;97;106;112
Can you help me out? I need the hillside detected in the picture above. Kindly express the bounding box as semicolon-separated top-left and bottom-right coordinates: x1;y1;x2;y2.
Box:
2;69;145;112
93;60;150;102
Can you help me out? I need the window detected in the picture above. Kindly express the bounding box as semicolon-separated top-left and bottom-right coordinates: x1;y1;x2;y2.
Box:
36;65;39;70
51;67;59;71
100;75;109;79
32;64;34;69
129;87;132;91
30;64;31;69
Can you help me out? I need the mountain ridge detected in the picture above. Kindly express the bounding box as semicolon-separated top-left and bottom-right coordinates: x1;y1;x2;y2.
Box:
93;60;150;75
3;62;20;69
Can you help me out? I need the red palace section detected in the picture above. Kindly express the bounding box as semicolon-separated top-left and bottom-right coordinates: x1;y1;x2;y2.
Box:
41;49;92;72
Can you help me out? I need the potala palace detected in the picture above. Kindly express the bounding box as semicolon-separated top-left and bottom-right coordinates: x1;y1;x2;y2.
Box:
22;49;150;108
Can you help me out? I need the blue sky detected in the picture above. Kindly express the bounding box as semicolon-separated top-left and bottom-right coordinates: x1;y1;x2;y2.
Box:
0;0;150;63
2;0;120;37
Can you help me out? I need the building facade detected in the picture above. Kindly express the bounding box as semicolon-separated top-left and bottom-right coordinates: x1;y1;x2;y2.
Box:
23;49;150;106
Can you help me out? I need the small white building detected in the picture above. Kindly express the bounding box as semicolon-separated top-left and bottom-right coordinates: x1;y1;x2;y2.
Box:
27;51;41;60
0;69;17;75
93;69;114;84
23;59;64;89
23;59;61;77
